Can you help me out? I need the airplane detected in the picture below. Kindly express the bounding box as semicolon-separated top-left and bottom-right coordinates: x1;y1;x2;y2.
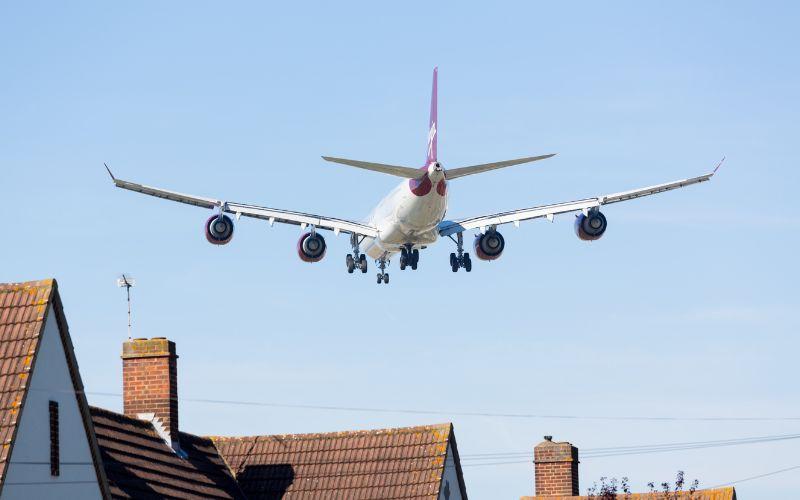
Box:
106;67;722;285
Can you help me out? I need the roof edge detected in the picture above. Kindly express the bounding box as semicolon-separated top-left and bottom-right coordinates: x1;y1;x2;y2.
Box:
0;279;56;495
208;421;454;442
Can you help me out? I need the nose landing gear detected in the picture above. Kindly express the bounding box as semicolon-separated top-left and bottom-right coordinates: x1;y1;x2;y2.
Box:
447;232;472;272
376;254;390;284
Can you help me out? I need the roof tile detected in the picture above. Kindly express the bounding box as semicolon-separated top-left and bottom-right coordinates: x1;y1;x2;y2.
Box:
90;406;244;499
0;280;55;483
212;423;457;499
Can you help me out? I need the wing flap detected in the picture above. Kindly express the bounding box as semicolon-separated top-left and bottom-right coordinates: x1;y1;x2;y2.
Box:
110;173;378;238
439;164;719;236
112;178;220;209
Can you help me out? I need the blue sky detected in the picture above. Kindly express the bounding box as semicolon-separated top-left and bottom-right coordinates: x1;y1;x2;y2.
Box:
1;1;798;497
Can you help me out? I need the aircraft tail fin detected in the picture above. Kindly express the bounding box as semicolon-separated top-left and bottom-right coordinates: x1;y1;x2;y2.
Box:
321;156;422;179
445;154;556;179
426;67;438;164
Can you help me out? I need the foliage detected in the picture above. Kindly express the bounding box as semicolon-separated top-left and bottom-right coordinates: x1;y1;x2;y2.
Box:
588;471;699;499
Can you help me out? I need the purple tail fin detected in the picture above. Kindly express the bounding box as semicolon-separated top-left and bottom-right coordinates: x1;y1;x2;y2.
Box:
426;67;438;164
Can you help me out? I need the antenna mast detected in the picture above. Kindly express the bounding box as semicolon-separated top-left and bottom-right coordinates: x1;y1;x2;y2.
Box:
116;274;136;339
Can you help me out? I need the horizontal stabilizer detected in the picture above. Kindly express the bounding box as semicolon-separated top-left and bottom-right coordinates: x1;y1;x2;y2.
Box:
321;156;422;179
445;154;556;179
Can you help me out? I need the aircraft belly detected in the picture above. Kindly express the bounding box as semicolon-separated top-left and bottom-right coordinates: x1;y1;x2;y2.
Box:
364;180;447;260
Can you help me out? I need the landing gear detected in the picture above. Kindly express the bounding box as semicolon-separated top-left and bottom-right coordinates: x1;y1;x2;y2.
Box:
399;245;420;271
376;254;390;285
358;254;367;273
448;232;472;272
346;234;368;275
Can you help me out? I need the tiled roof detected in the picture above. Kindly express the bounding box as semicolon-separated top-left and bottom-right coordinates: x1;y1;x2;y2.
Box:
520;486;736;500
0;280;51;483
212;423;465;500
90;406;245;499
0;279;108;496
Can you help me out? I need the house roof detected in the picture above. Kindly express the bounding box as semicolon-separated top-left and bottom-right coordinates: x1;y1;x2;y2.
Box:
90;406;244;499
0;279;109;497
211;423;467;500
520;486;736;500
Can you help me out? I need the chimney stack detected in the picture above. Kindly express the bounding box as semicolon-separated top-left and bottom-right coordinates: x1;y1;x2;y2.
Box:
122;337;180;451
534;435;579;496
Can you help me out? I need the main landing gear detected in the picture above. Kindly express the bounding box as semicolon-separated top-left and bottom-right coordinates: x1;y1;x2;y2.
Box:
376;254;389;284
346;234;368;274
399;244;419;271
448;232;472;273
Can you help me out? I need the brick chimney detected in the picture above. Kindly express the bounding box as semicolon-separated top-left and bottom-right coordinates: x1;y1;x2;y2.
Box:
122;337;180;451
534;435;579;496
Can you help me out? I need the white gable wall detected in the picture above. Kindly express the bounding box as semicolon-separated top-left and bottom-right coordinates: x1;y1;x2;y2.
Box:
438;442;465;500
1;305;102;499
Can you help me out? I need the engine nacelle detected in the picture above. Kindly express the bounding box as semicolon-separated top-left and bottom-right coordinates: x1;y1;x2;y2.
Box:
473;230;505;261
297;232;327;263
575;210;607;241
205;214;234;245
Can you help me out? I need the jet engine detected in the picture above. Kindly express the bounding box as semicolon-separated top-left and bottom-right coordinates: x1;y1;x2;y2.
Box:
575;210;607;241
297;232;327;263
205;214;234;245
473;230;505;261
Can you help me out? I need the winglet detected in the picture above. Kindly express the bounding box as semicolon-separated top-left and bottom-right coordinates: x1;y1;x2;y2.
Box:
104;163;116;181
712;156;726;175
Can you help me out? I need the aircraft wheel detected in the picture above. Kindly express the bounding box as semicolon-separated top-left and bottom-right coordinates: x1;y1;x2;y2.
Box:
359;255;368;273
451;262;459;273
463;253;472;272
449;253;457;268
346;254;355;274
399;253;407;271
383;273;389;284
377;273;383;284
411;249;419;270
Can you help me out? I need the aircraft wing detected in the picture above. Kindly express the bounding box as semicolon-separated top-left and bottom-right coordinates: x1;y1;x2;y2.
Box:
438;161;722;237
107;168;379;238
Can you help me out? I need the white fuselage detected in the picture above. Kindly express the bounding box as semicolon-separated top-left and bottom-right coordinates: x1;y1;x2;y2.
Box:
361;162;448;260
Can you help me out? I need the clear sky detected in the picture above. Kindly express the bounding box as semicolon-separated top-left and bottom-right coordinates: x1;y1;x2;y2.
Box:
1;1;798;498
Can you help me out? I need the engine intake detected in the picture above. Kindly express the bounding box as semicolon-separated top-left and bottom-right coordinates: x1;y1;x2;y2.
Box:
473;230;505;261
297;232;327;263
205;214;234;245
575;210;607;241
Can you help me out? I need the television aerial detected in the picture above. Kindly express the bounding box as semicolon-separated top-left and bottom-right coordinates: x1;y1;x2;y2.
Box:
116;274;136;339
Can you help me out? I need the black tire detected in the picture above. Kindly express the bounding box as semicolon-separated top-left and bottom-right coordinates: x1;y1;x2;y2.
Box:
450;253;457;267
359;254;368;273
383;273;389;284
346;254;355;273
412;249;419;264
451;262;459;272
464;254;472;272
377;274;382;284
399;254;407;270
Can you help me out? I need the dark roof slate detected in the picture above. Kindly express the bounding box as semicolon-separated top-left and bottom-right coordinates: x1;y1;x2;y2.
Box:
212;423;463;500
90;406;244;499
